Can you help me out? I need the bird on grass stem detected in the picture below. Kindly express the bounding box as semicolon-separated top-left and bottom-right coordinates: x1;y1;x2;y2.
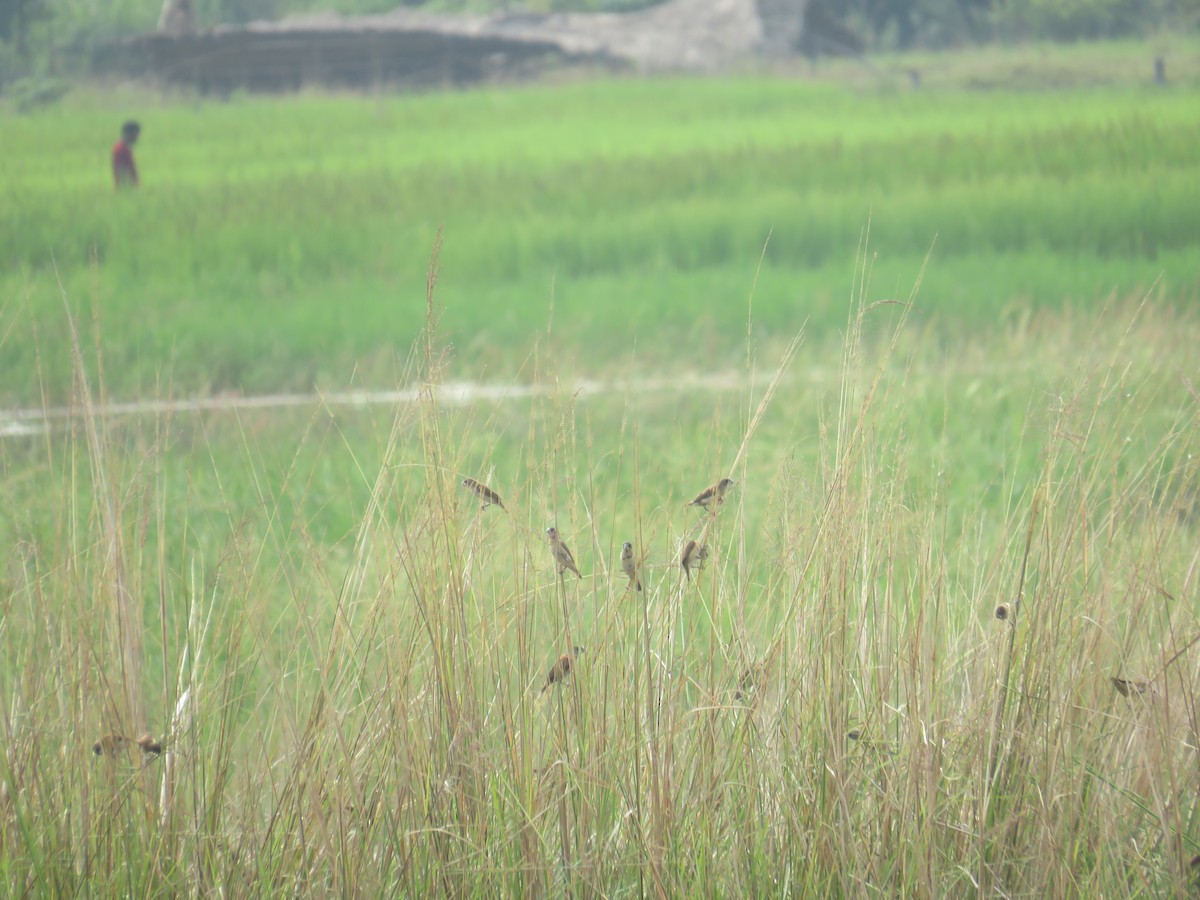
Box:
540;646;585;693
688;478;735;511
135;734;163;756
461;477;506;511
621;541;642;592
680;539;708;580
92;734;129;758
92;733;163;760
546;527;582;580
1110;677;1151;698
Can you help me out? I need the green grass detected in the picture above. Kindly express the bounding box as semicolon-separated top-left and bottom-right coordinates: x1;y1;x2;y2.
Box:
2;52;1200;893
2;73;1199;403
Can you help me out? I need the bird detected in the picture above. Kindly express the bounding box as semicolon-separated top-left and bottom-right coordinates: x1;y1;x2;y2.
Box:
461;477;505;511
135;734;163;756
734;662;763;701
546;527;582;579
994;599;1020;621
679;539;708;580
92;734;129;757
688;477;735;511
1111;676;1151;698
541;646;585;693
621;541;642;591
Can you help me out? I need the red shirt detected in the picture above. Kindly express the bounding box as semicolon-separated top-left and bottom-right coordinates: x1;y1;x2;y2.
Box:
112;140;138;188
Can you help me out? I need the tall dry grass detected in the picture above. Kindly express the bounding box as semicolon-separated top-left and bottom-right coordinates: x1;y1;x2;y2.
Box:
1;257;1198;895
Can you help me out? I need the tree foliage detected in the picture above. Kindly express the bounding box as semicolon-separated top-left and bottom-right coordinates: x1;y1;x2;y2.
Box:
833;0;993;49
833;0;1199;49
994;0;1200;41
0;0;49;57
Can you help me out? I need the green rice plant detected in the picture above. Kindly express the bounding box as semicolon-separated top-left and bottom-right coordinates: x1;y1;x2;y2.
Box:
2;76;1198;403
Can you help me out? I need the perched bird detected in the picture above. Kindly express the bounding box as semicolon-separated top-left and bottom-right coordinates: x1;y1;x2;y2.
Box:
546;527;582;580
621;541;642;592
92;734;129;758
994;600;1020;621
679;540;708;580
688;478;736;511
734;662;762;701
1111;676;1151;698
541;646;585;693
461;477;505;511
135;734;163;756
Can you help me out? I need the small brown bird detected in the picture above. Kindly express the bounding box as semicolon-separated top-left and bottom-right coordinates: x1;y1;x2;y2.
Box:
461;477;505;511
92;734;129;758
135;734;163;756
688;478;735;511
1111;676;1151;698
621;541;642;591
994;599;1021;621
679;539;708;580
734;662;762;701
546;527;582;580
541;646;585;693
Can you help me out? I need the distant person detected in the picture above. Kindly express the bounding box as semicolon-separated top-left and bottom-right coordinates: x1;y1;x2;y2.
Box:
112;120;141;189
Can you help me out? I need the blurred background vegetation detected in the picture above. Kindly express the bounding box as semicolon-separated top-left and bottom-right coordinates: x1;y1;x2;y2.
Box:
1;0;1198;89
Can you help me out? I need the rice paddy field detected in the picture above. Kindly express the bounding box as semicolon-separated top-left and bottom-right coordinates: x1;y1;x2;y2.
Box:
1;43;1200;895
